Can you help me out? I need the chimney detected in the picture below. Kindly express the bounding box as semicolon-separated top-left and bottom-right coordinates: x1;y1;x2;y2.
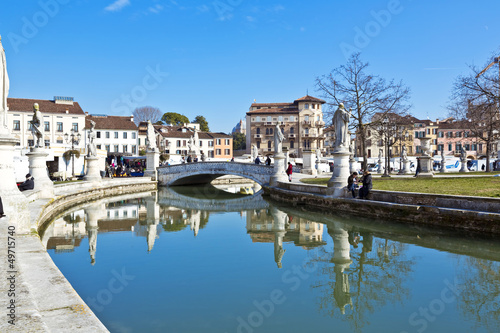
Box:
131;115;134;122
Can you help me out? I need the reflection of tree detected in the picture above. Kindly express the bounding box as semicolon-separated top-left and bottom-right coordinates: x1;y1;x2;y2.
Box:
455;256;500;332
311;226;416;333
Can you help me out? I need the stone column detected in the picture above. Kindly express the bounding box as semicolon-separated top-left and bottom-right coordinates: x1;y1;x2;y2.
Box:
26;147;54;197
459;160;469;173
349;153;356;174
145;148;159;180
302;150;317;175
84;156;101;183
327;148;350;198
417;137;434;178
0;135;29;231
440;158;447;173
402;159;412;174
270;152;287;186
146;194;159;251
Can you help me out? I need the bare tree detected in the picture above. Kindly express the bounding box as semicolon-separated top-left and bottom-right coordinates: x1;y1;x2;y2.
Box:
132;106;161;126
316;53;411;170
448;53;500;171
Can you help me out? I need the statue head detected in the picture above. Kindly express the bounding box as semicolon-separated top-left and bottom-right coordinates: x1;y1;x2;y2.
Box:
338;103;344;109
33;103;39;112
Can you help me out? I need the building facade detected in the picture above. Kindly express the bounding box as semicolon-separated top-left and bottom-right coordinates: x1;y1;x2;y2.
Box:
85;115;139;156
245;95;326;158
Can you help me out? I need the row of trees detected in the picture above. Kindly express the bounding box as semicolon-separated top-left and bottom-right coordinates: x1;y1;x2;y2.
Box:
132;107;210;132
315;50;500;171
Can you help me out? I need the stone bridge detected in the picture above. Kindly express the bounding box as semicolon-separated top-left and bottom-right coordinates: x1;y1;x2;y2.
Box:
157;161;275;186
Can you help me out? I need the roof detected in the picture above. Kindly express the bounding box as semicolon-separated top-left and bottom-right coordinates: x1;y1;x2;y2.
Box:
7;97;85;115
249;95;325;112
86;115;137;131
293;95;326;103
148;124;232;140
247;107;300;115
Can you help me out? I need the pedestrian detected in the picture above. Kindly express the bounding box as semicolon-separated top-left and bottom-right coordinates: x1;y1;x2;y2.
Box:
286;162;293;182
265;156;271;166
414;157;421;177
187;155;192;163
0;196;5;218
255;156;261;164
347;172;358;198
358;170;372;199
231;157;234;162
19;173;35;191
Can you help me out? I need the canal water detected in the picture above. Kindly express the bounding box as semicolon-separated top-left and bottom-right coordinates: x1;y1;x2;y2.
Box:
42;185;500;333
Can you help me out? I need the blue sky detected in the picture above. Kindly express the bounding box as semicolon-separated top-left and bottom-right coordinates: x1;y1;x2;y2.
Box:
1;0;499;133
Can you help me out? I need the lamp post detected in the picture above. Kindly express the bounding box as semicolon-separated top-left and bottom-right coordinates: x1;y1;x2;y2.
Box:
64;129;81;178
382;117;391;177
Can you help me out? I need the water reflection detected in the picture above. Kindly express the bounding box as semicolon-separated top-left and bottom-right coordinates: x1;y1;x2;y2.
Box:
41;187;500;333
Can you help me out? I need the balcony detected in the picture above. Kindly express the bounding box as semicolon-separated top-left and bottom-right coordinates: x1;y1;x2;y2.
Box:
254;134;262;138
302;120;311;126
288;133;296;139
263;121;275;126
315;120;325;127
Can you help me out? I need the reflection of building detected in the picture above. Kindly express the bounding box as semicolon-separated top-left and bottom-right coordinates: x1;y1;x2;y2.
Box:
43;210;86;252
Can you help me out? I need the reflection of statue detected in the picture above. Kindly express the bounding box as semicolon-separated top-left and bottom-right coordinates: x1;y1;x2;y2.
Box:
87;120;97;157
460;147;467;162
274;123;285;154
0;35;9;134
30;103;43;147
274;233;286;269
401;145;407;161
146;120;157;151
333;103;350;150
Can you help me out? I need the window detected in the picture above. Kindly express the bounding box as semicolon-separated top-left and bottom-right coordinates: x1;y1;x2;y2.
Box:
132;145;137;154
177;140;181;147
268;141;271;149
304;115;309;121
105;145;110;152
256;128;260;134
267;116;271;122
216;139;221;145
290;141;294;148
278;116;283;122
199;141;203;147
438;131;444;138
290;116;295;122
257;141;260;149
132;132;136;139
114;144;119;152
464;144;470;150
72;123;78;132
123;132;127;139
13;120;20;131
97;131;101;138
28;139;34;147
225;149;230;155
256;116;261;122
455;143;462;151
456;131;461;138
304;103;309;109
56;139;63;144
106;132;110;139
464;131;469;138
471;144;477;151
123;145;128;152
216;149;221;155
266;128;269;135
114;132;118;139
44;121;50;131
270;128;273;135
97;145;101;149
57;122;63;132
225;139;230;145
317;115;320;121
44;140;50;147
290;127;294;134
305;128;309;135
448;144;452;151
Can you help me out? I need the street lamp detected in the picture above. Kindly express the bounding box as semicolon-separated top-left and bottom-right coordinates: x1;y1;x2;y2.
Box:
64;129;81;178
382;117;391;177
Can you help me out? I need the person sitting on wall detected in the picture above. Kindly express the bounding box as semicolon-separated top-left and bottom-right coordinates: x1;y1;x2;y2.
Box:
19;173;35;191
358;170;372;199
347;172;358;198
255;156;262;164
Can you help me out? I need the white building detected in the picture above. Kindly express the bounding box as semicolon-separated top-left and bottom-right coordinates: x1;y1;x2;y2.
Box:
85;114;139;156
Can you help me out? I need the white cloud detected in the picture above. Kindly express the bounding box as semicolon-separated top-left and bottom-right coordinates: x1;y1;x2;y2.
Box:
104;0;131;12
148;4;164;14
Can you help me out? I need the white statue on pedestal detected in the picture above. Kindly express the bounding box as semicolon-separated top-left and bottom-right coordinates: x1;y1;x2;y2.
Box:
274;123;285;154
401;145;408;162
146;120;157;151
333;103;351;151
30;103;44;148
87;120;97;157
0;35;9;135
252;144;258;160
460;147;467;162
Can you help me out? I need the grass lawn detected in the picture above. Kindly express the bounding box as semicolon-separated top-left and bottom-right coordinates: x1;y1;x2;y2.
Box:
301;176;500;197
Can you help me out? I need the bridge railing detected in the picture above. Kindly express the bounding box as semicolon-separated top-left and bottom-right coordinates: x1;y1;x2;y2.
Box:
158;161;275;175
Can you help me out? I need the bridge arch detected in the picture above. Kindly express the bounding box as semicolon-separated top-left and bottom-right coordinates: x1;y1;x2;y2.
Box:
157;161;274;186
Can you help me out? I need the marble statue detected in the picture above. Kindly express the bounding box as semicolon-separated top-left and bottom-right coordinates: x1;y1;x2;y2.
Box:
0;35;9;135
378;148;383;160
401;145;408;161
274;123;285;154
146;120;157;151
30;103;44;147
460;147;467;162
333;103;351;150
316;147;322;161
252;144;258;160
87;120;97;157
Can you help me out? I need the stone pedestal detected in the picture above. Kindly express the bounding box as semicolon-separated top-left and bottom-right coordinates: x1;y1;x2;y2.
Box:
327;149;350;198
440;159;447;173
402;159;412;174
349;156;356;174
417;156;434;178
145;149;160;180
459;160;469;173
0;136;30;232
270;153;287;186
84;156;101;183
302;150;317;175
26;147;54;197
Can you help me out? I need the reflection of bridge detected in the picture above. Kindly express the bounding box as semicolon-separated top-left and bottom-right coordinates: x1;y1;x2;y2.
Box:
158;187;269;211
157;162;274;186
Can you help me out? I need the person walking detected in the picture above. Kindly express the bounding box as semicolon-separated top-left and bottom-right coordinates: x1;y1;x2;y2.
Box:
255;156;262;164
286;162;293;182
265;156;271;166
358;170;372;199
414;157;421;177
0;196;5;218
347;172;358;198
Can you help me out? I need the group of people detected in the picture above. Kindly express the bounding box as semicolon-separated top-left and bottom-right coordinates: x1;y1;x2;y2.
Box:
347;170;372;199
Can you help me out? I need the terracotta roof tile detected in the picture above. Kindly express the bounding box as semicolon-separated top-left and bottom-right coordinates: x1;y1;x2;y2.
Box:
7;97;85;115
247;107;299;115
293;95;326;103
86;115;137;130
